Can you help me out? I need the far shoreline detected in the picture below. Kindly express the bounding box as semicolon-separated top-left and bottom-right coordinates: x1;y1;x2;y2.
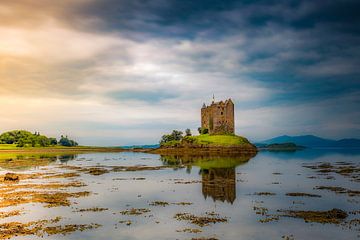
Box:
0;146;125;154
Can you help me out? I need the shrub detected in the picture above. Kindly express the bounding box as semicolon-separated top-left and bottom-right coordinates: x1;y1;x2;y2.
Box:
49;138;58;145
159;130;183;145
59;135;78;147
198;127;209;135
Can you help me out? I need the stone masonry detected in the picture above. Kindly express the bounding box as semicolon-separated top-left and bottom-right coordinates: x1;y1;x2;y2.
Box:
201;98;234;135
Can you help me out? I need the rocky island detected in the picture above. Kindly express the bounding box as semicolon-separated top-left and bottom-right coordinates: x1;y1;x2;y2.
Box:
151;98;257;156
257;142;305;151
153;134;257;155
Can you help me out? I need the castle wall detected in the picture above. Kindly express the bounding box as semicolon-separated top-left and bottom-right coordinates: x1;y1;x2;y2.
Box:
225;101;235;133
201;107;210;130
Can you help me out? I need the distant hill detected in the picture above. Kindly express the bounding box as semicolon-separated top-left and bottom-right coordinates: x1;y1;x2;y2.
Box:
257;142;305;151
258;135;360;148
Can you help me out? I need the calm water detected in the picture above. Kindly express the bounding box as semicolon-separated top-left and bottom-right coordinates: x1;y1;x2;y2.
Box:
0;149;359;240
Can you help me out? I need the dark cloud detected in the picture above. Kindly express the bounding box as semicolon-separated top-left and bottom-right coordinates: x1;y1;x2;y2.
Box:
107;90;178;103
1;0;359;143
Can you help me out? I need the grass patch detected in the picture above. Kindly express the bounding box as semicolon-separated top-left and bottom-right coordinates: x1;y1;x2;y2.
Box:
0;144;124;151
184;134;250;146
0;144;18;150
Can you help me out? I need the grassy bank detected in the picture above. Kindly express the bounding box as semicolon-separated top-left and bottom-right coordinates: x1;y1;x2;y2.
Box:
161;134;251;147
155;134;257;155
0;144;125;170
0;144;124;153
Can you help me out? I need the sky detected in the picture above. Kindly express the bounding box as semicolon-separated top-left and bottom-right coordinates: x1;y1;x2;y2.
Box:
0;0;359;146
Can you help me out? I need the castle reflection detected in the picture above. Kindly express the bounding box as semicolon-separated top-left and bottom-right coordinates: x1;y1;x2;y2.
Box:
160;153;255;204
201;167;236;204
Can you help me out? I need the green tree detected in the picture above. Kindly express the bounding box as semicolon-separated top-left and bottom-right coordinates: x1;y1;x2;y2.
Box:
185;128;192;136
49;138;58;145
16;138;25;147
0;130;69;148
38;135;50;147
59;135;78;147
170;130;183;141
159;130;183;145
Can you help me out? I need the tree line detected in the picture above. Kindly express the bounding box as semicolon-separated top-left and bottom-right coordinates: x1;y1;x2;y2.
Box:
0;130;78;147
159;127;209;145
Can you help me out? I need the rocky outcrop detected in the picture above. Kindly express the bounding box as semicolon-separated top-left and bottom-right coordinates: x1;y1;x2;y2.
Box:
151;142;257;155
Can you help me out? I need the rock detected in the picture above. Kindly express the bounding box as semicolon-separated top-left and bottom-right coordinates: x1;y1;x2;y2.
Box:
4;173;20;182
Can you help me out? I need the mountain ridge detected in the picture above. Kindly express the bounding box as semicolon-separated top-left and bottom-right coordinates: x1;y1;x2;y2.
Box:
258;135;360;148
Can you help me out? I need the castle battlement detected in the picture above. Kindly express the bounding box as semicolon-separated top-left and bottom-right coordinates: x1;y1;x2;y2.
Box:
201;98;234;135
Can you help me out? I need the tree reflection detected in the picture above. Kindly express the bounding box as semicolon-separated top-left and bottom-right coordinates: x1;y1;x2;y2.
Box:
160;153;255;204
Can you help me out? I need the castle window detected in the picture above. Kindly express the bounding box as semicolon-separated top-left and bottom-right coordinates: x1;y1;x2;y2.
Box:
221;112;223;115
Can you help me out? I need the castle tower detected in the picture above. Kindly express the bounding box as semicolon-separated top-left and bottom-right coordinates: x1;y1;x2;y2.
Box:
201;98;234;135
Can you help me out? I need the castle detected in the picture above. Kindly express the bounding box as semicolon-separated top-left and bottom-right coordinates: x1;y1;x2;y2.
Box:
201;97;235;135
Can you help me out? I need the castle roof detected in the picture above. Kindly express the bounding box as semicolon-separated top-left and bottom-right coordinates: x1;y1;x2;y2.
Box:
225;98;233;104
209;98;233;106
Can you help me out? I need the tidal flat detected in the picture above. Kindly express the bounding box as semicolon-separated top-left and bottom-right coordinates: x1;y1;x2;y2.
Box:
0;149;359;239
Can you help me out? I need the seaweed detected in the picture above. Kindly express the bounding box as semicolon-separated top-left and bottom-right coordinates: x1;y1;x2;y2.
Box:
74;207;108;212
0;217;100;239
254;192;276;196
315;186;360;197
120;208;151;216
279;208;348;224
174;212;227;227
286;192;321;198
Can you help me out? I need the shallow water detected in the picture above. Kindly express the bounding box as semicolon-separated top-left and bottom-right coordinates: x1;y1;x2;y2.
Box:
0;149;359;239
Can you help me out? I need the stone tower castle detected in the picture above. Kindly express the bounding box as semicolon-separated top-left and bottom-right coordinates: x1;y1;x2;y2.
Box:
201;97;234;135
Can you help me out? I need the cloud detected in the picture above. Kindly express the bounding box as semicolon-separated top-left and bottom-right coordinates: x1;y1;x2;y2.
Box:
0;0;359;145
0;0;100;30
238;91;360;141
107;90;178;103
0;22;120;61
